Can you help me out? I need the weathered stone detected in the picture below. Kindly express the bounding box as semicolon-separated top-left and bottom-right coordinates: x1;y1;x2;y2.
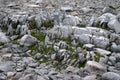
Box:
19;34;37;46
101;72;120;80
85;61;106;74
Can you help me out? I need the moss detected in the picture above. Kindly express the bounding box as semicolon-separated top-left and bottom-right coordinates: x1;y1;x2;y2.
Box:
30;30;45;42
76;42;83;48
41;20;54;28
94;52;100;62
28;19;36;29
76;23;86;27
0;42;5;46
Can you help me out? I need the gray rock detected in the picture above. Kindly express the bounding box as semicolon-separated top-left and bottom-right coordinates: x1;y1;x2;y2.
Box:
102;6;117;14
85;61;106;74
63;15;82;26
19;74;37;80
95;48;111;56
108;18;120;33
92;36;109;49
20;24;28;35
115;53;120;62
109;56;116;65
83;75;97;80
0;61;15;72
101;72;120;80
83;44;95;51
115;62;120;69
0;32;9;43
58;41;68;49
111;43;120;52
61;6;73;12
75;34;92;44
19;34;37;46
35;15;42;29
7;24;13;36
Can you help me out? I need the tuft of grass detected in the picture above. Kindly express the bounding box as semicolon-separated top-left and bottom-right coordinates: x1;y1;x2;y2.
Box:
41;20;54;28
94;52;100;62
28;19;36;29
30;30;45;42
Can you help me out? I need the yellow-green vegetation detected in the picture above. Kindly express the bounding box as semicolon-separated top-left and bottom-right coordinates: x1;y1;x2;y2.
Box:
94;52;100;62
30;30;45;42
28;19;36;29
41;20;54;28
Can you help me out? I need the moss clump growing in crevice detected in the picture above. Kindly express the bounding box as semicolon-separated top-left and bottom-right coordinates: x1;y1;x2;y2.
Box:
94;52;100;62
0;42;5;46
41;20;54;28
28;19;36;29
76;23;86;27
30;30;45;42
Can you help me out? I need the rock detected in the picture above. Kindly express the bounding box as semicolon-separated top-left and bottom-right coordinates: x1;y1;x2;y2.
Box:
83;44;95;51
0;32;9;43
80;7;92;13
83;75;97;80
61;6;73;12
115;53;120;62
19;74;37;80
58;41;68;49
102;6;116;14
63;15;82;26
92;36;109;49
95;48;111;56
70;75;82;80
72;27;90;35
99;56;108;64
37;76;46;80
85;61;106;74
75;34;92;44
19;34;37;46
0;61;15;72
111;42;120;52
101;72;120;80
35;15;42;29
109;56;116;65
108;18;120;33
20;24;28;35
115;62;120;69
54;9;60;26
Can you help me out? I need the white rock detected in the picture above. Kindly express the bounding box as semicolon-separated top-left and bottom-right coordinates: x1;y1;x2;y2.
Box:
61;6;73;12
63;15;82;26
108;19;120;33
19;34;37;46
72;27;90;35
92;36;109;49
0;32;9;43
83;75;97;80
85;61;106;74
95;48;111;56
75;34;92;44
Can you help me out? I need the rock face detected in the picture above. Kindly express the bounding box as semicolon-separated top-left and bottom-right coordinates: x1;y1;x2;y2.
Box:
19;35;37;46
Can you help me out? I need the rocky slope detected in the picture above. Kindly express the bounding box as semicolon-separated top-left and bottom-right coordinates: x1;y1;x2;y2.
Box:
0;0;120;80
